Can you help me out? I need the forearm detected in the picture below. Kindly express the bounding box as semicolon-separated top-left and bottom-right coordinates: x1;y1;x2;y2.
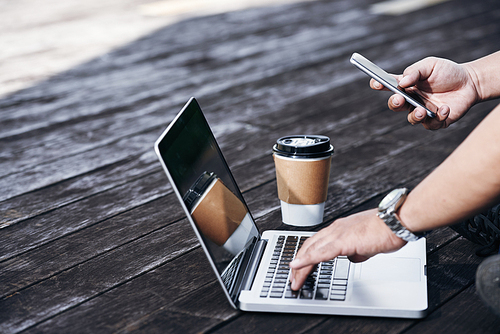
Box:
399;103;500;232
465;51;500;102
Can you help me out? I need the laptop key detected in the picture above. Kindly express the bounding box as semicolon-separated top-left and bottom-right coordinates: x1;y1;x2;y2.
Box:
330;294;346;301
285;289;299;298
332;279;347;286
331;285;347;291
300;289;314;299
334;258;350;280
315;288;329;300
270;292;284;298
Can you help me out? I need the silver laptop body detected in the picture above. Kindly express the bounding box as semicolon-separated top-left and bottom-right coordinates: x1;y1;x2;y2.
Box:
154;98;428;318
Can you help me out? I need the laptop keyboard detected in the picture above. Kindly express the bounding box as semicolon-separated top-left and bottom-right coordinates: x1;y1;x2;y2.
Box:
260;235;350;301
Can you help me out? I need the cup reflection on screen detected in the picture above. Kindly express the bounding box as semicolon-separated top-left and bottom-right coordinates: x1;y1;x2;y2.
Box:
184;172;258;255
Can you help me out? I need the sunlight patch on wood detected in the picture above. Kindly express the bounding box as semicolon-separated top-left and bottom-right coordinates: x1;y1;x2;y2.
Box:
370;0;451;15
0;0;317;98
139;0;318;17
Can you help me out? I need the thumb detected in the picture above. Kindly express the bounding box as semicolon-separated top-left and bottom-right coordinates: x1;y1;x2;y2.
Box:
400;57;438;88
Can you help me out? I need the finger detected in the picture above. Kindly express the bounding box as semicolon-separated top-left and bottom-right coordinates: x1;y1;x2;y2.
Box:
290;264;315;290
370;74;402;91
289;241;339;290
289;233;336;270
288;232;325;287
388;94;411;112
289;246;321;271
407;107;427;125
288;233;320;272
370;78;388;91
421;105;450;130
293;225;334;258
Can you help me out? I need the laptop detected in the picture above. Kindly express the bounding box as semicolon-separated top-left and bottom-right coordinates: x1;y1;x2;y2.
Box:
154;97;428;318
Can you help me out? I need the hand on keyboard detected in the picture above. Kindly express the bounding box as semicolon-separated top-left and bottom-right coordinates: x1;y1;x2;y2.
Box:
289;209;406;291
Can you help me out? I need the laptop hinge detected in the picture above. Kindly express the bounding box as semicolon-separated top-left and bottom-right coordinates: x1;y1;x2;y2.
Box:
241;239;267;291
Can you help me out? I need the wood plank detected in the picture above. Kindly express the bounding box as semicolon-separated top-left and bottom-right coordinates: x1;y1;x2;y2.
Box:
2;0;500;332
0;0;375;137
405;285;500;334
3;108;488;330
0;86;382;259
1;99;491;330
0;149;162;229
0;88;496;259
0;0;185;98
8;248;228;334
1;0;497;204
0;218;200;333
1;0;489;136
0;84;418;247
20;254;238;333
2;109;488;331
0;170;173;262
0;79;380;228
0;98;493;301
0;193;183;298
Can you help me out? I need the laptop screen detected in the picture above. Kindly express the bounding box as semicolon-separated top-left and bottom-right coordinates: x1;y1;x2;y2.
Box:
155;98;260;296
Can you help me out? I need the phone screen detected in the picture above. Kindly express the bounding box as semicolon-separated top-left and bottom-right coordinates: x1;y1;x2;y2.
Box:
350;53;437;118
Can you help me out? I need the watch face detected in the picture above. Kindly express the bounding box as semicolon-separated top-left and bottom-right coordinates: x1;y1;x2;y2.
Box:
378;188;406;211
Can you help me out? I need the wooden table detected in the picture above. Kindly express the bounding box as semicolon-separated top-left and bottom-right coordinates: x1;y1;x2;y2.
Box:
1;0;500;332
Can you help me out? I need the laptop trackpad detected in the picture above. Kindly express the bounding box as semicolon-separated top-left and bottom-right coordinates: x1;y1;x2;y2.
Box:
357;257;421;282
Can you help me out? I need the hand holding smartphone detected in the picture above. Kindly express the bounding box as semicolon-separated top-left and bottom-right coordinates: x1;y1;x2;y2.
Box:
350;52;438;118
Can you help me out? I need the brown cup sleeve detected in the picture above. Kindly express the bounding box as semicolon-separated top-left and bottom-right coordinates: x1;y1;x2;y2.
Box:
191;178;247;246
274;155;331;205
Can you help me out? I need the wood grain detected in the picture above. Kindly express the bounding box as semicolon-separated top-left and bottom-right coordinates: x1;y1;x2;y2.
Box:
1;0;500;332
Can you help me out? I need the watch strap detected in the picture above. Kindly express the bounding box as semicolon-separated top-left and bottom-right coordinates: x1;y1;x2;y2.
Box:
378;210;422;242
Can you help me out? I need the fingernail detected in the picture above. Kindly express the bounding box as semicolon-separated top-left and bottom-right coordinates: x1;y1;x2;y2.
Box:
440;108;449;117
392;97;400;107
415;110;424;119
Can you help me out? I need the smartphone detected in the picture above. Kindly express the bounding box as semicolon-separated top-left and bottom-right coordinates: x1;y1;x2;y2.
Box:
350;52;437;118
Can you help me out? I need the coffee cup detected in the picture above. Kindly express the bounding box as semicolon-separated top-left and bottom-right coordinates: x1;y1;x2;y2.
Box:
273;135;334;226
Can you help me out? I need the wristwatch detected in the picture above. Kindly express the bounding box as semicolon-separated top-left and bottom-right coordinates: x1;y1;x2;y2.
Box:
377;188;423;242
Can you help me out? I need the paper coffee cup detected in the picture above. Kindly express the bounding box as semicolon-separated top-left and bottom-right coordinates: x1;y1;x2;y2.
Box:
184;172;256;255
273;135;334;226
